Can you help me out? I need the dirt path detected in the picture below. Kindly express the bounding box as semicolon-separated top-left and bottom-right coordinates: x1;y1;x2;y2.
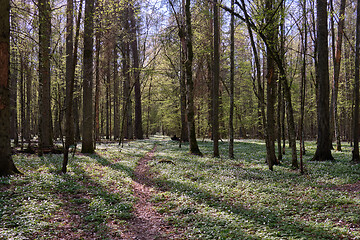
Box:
121;145;183;240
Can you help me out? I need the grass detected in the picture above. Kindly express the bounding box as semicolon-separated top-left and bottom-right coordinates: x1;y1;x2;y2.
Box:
151;138;360;239
1;136;360;239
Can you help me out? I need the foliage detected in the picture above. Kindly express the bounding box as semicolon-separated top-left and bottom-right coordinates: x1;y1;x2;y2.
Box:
151;138;360;239
0;141;153;239
2;137;360;239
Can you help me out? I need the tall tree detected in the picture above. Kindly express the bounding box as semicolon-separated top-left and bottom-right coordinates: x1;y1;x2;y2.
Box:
228;0;235;159
330;0;346;151
185;0;202;155
38;0;53;151
113;45;120;140
353;0;360;162
312;0;334;161
213;0;220;157
0;0;21;176
81;0;94;153
130;2;143;139
63;0;82;172
264;0;278;170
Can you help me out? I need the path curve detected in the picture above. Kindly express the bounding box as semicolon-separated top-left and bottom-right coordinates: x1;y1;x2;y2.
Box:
122;145;183;240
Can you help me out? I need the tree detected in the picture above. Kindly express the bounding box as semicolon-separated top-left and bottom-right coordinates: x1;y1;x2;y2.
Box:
213;0;220;158
0;0;21;176
353;0;360;162
38;0;53;152
185;0;202;156
82;0;94;153
330;0;346;152
312;0;334;161
228;0;235;159
264;0;278;170
130;2;143;140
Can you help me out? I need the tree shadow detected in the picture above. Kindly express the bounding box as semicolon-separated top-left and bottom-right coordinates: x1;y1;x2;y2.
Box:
153;176;353;239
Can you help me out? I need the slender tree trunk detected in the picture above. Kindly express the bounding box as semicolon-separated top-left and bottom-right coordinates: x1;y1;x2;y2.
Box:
312;0;334;161
94;27;101;142
113;45;120;140
213;0;220;157
331;0;346;152
185;0;202;156
25;60;31;148
20;56;24;149
130;4;143;139
38;0;53;152
106;56;111;140
10;51;18;145
0;0;21;176
299;0;307;174
229;0;235;159
81;0;94;153
353;0;360;162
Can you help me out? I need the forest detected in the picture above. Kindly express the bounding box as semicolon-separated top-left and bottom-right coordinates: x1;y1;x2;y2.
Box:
2;0;360;238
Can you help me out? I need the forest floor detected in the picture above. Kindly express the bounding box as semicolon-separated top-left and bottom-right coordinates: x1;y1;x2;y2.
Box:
1;136;360;239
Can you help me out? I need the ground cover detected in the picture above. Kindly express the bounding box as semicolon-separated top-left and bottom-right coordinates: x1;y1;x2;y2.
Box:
1;137;360;239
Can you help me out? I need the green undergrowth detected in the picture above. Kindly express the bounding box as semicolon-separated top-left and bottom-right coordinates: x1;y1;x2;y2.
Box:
0;140;153;239
150;138;360;239
2;137;360;239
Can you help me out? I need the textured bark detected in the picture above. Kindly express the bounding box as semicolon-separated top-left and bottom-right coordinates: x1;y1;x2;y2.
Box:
0;0;21;176
81;0;94;153
185;0;202;156
130;5;143;140
229;0;235;159
312;0;334;161
353;0;360;162
264;0;278;170
38;0;53;151
213;0;220;158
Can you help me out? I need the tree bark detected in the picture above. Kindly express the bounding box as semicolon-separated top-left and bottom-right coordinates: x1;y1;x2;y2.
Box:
130;4;143;139
81;0;94;153
213;0;220;157
113;45;120;140
38;0;53;151
312;0;334;161
353;0;360;162
185;0;202;156
229;0;235;159
0;0;21;176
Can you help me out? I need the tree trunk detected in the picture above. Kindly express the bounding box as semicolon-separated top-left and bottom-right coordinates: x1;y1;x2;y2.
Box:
312;0;334;161
331;0;346;152
113;45;120;140
265;0;278;170
130;4;143;140
0;0;21;176
353;0;360;162
63;0;82;173
38;0;53;151
213;0;220;158
10;51;18;145
81;0;94;153
94;26;101;142
185;0;202;156
229;0;235;159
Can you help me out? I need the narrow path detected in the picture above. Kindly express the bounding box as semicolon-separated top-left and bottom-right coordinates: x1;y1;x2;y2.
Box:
122;145;183;240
